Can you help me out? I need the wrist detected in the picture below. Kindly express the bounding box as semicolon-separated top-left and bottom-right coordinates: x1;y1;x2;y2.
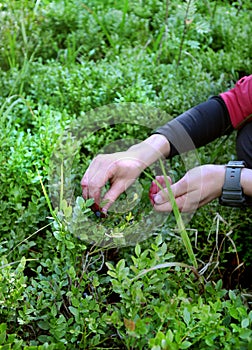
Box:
210;165;226;197
128;134;171;168
219;161;250;207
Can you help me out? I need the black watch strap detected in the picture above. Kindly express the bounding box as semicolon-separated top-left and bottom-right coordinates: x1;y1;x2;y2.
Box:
219;161;246;207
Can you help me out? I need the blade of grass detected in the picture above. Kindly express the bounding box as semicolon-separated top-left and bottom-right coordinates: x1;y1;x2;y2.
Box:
144;160;198;269
6;222;52;258
134;261;200;281
60;161;64;210
0;259;38;269
159;159;198;268
37;168;58;223
82;4;117;52
120;0;129;35
0;96;23;124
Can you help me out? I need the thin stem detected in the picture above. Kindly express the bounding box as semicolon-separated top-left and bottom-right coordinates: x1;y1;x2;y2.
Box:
177;0;193;67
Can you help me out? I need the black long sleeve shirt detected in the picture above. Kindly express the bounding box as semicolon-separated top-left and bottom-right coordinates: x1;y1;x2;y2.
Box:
154;96;233;158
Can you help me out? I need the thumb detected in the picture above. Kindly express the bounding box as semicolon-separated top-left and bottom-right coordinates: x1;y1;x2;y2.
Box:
157;176;191;212
170;178;187;197
149;175;172;204
152;175;173;204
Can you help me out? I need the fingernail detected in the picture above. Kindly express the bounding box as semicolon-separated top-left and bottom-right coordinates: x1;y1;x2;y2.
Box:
154;194;162;204
101;208;108;216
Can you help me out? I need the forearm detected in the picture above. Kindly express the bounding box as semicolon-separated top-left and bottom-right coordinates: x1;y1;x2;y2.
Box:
126;96;232;167
241;168;252;197
153;96;233;158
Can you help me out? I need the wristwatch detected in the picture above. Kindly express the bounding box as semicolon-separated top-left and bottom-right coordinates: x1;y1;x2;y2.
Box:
219;161;247;207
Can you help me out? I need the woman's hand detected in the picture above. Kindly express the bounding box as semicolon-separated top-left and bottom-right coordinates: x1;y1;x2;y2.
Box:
81;152;145;213
152;165;226;212
149;175;172;205
81;134;170;213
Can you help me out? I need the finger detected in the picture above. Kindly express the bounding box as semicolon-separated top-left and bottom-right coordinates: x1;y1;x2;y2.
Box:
81;172;91;200
81;172;103;204
153;188;169;205
149;175;172;204
168;177;199;212
153;176;174;204
155;192;200;213
154;176;188;204
81;172;88;198
149;181;159;204
153;192;189;212
82;186;88;200
154;175;172;189
81;156;114;203
170;177;188;198
153;201;173;212
153;177;187;209
173;193;199;213
153;195;187;212
101;180;130;213
155;175;167;188
81;168;96;200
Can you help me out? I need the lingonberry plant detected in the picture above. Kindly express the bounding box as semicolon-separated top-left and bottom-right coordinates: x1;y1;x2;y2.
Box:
0;0;251;348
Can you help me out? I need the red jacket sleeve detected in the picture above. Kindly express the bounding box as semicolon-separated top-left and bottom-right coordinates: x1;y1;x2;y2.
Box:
220;75;252;129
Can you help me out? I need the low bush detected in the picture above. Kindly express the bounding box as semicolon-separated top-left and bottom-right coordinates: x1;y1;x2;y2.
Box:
0;0;251;348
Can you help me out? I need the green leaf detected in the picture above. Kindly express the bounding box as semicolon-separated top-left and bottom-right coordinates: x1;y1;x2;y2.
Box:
64;205;72;218
239;328;252;340
183;307;191;326
60;199;68;211
65;240;75;250
51;304;57;318
85;198;94;207
68;265;76;279
53;231;63;242
107;270;117;278
0;323;7;345
75;196;85;208
155;234;163;247
166;329;174;343
180;340;192;349
69;306;80;317
17;256;26;271
116;259;125;271
229;290;237;302
241;318;249;328
37;321;50;331
105;262;115;271
0;324;7;333
135;244;141;257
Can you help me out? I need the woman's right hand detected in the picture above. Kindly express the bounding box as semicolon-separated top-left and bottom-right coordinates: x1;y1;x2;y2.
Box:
81;151;146;213
81;134;171;213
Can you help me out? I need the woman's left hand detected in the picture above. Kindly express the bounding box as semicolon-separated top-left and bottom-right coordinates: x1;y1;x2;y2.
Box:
152;165;226;212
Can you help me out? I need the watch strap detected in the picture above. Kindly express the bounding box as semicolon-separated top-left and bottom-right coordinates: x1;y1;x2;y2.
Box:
219;161;246;207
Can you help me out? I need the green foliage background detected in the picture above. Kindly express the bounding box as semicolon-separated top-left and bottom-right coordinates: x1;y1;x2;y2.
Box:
0;0;252;348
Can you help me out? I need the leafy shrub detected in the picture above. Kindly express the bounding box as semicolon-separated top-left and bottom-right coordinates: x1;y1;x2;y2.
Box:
0;0;251;348
106;237;252;349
